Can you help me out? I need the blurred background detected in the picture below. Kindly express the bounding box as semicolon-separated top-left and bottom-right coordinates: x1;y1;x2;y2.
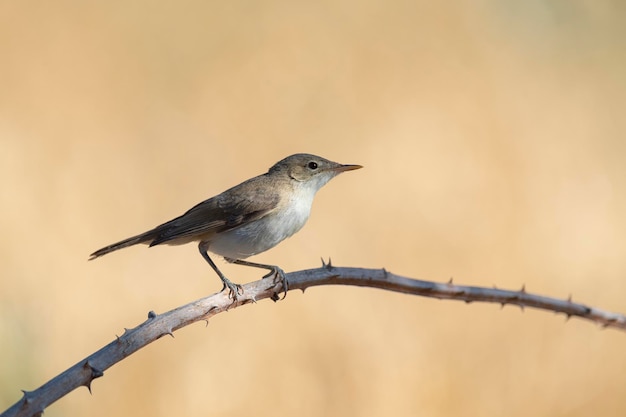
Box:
1;1;626;416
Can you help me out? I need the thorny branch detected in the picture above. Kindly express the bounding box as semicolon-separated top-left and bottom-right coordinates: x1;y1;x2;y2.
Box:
2;265;625;417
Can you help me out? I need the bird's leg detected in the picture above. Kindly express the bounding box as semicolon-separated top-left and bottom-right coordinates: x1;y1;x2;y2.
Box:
198;242;243;300
225;258;288;300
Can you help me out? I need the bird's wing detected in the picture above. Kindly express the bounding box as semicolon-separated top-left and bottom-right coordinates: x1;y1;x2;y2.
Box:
149;176;281;246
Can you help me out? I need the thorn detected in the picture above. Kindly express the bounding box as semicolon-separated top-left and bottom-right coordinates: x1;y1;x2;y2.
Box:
301;287;306;294
326;257;333;270
565;313;571;321
447;277;454;285
567;294;573;303
519;304;525;312
115;334;122;344
382;268;389;279
157;329;175;339
147;311;157;319
320;257;326;267
21;390;34;405
520;284;526;293
203;319;209;327
83;361;104;393
271;292;280;302
500;303;505;309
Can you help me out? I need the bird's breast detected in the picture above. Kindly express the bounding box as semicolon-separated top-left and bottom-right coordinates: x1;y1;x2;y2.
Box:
209;185;316;259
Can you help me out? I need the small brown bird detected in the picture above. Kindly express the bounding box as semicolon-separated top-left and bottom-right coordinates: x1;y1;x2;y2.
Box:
90;153;362;299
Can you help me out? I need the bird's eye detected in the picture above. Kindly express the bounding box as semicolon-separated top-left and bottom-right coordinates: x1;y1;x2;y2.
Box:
308;161;318;170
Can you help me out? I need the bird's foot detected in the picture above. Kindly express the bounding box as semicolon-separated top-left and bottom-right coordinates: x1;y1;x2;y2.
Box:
221;278;243;301
263;266;288;300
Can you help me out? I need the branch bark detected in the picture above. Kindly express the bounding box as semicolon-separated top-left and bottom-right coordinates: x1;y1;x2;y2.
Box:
2;265;625;417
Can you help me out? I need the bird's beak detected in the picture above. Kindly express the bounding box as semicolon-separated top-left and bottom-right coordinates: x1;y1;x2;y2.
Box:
331;164;363;173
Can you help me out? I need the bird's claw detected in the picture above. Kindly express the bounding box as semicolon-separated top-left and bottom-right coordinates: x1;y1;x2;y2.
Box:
221;280;243;301
263;266;288;300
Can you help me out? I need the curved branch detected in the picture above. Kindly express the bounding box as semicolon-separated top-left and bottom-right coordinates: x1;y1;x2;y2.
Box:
2;265;625;417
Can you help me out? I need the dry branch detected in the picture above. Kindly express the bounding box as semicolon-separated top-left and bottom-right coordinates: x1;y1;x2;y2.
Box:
2;265;625;417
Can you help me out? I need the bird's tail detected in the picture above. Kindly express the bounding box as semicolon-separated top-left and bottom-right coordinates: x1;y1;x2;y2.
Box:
89;231;155;260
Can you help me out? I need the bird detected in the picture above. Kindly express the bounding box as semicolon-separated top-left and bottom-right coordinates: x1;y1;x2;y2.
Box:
89;153;362;300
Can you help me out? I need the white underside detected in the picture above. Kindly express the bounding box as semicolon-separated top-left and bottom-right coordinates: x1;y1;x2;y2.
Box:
208;182;319;259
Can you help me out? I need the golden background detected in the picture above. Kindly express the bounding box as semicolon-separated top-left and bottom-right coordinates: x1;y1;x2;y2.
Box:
1;1;625;416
